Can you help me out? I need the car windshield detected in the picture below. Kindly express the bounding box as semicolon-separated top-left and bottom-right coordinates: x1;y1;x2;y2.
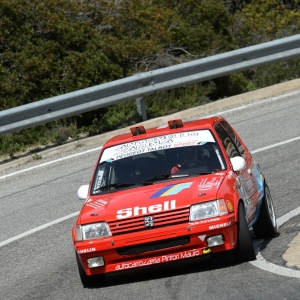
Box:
91;129;226;194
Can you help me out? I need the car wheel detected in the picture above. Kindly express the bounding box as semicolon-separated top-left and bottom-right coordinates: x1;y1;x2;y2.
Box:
252;185;277;239
75;252;105;288
233;203;256;263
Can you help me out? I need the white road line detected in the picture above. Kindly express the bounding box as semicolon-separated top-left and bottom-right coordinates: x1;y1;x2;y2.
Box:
0;212;79;248
0;147;102;180
251;136;300;154
250;206;300;278
249;206;300;278
206;89;300;117
251;252;300;279
277;206;300;228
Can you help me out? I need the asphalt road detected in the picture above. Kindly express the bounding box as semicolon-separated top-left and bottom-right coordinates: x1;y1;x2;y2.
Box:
1;88;300;300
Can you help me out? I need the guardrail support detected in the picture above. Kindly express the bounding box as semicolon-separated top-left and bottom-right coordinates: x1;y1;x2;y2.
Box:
136;97;147;121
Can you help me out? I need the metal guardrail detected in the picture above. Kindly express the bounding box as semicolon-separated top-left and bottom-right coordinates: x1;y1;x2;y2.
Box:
1;34;300;135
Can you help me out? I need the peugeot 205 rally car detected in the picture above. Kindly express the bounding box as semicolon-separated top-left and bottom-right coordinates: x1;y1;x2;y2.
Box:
72;117;277;287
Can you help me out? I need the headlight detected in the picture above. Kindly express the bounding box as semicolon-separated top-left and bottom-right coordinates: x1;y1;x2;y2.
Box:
76;222;112;241
189;199;228;221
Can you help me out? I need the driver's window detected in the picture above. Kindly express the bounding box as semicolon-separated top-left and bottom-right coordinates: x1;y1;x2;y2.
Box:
220;121;246;159
215;124;240;158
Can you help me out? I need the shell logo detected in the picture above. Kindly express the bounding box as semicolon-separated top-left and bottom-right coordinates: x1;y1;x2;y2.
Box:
226;200;234;212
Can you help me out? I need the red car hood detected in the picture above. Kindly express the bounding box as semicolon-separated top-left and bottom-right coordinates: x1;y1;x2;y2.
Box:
78;173;226;224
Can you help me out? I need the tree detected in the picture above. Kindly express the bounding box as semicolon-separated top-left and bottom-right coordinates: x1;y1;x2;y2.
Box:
0;0;122;111
232;0;300;47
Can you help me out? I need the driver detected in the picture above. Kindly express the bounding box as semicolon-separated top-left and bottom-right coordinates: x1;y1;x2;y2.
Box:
171;146;199;174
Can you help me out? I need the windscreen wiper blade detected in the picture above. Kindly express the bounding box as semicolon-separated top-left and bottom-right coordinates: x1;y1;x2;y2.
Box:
171;171;212;178
142;174;171;184
197;171;213;175
142;172;196;184
94;183;137;192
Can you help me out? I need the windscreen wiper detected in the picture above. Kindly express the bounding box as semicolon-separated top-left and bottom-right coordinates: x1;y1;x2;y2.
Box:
94;183;137;192
142;174;171;184
142;173;196;184
197;171;213;175
171;171;212;178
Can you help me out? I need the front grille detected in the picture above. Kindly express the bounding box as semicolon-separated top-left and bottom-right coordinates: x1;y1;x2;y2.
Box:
117;236;190;255
109;207;190;235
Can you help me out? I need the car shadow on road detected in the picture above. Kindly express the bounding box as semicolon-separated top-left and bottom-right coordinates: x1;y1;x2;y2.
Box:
87;251;244;289
87;229;281;289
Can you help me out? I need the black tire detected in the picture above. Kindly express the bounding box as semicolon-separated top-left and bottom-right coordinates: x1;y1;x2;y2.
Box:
75;252;105;288
233;203;256;263
252;185;277;239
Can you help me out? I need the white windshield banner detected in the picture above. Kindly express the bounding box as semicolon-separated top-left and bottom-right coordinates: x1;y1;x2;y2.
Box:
100;130;215;162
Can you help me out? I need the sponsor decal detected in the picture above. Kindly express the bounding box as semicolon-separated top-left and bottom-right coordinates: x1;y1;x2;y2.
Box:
199;177;222;190
234;174;249;206
244;178;254;192
173;141;206;147
198;193;206;197
105;158;114;162
86;199;108;209
100;130;215;162
173;141;197;147
162;249;200;262
150;182;193;198
90;213;99;216
115;258;160;270
114;137;173;159
114;249;200;271
116;200;176;219
209;222;231;230
252;166;264;194
190;217;220;225
77;247;96;254
198;235;206;241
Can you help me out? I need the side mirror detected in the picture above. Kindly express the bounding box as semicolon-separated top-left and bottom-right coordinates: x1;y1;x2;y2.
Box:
230;156;246;172
77;185;89;200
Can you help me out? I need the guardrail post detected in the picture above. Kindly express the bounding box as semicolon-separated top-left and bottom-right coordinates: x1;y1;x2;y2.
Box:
136;96;147;121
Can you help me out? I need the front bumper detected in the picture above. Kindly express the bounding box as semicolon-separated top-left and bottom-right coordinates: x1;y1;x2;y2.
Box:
75;214;237;275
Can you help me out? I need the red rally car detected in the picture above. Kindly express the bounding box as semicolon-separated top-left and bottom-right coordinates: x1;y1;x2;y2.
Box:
72;117;277;287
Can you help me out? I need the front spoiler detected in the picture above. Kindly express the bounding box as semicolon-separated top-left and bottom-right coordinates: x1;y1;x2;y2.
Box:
75;216;237;275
